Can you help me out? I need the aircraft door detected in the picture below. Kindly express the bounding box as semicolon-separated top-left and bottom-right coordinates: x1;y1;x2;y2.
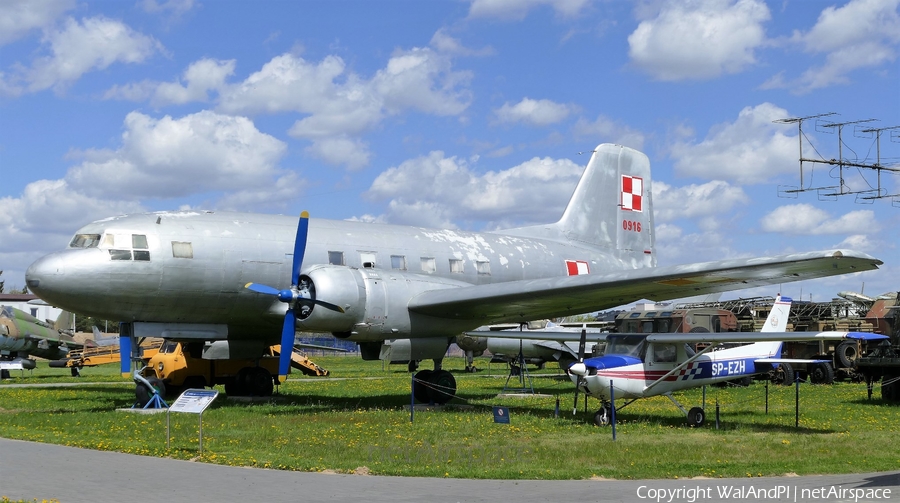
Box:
362;270;386;332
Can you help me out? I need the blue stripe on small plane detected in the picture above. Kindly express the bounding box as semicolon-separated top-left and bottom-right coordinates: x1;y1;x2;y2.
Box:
583;354;642;371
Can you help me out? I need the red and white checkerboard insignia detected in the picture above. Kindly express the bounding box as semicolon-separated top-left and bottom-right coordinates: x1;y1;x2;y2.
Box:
565;260;590;276
621;175;643;212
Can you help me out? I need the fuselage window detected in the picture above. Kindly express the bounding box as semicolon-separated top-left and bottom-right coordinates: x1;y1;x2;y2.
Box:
172;241;193;259
328;251;344;266
109;249;132;261
476;260;491;276
420;257;436;273
360;251;376;268
69;234;101;248
391;255;407;270
132;234;150;261
449;259;464;274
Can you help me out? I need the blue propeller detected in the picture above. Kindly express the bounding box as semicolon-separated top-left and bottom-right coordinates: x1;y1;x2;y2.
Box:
244;211;344;382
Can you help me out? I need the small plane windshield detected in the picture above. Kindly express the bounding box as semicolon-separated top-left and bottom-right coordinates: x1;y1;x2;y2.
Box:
604;334;647;357
69;234;101;248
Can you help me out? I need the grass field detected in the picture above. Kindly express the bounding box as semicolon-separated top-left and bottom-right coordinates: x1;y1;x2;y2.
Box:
1;355;898;480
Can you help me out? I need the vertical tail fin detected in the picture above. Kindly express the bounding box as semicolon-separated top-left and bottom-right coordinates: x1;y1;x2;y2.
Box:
556;144;655;266
53;310;74;332
761;295;792;332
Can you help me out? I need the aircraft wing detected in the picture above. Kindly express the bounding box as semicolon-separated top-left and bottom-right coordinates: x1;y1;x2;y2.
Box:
466;330;608;343
410;249;880;324
643;331;889;344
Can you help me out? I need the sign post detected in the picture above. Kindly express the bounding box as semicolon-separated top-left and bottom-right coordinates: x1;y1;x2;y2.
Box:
167;388;219;455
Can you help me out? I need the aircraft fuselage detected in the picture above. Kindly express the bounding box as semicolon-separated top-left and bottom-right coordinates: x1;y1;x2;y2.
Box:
26;211;635;343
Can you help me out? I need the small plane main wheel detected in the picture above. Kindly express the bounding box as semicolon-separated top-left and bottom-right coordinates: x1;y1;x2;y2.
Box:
773;362;794;386
593;405;611;426
428;370;457;405
412;369;434;403
687;407;705;427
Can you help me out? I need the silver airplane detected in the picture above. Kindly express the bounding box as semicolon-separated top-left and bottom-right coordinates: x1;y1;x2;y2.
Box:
24;144;883;402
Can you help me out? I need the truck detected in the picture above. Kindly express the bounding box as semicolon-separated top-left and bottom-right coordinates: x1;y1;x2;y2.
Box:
854;294;900;402
135;341;331;406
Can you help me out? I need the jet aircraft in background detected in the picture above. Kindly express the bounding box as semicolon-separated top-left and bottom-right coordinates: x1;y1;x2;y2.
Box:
0;305;81;376
472;295;889;426
25;144;883;403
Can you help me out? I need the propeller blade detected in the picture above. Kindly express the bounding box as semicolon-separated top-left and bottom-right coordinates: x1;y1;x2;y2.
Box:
245;282;280;296
577;327;587;361
573;327;588;415
308;298;345;313
291;211;309;285
278;309;296;379
572;376;581;415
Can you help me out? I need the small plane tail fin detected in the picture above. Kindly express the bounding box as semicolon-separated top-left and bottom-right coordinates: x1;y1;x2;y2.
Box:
761;295;792;333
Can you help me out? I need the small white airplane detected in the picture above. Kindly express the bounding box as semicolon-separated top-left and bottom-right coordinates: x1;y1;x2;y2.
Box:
468;295;889;426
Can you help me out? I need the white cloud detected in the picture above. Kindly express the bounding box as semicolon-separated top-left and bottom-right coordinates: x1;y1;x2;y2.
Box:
0;0;73;46
365;151;583;227
494;98;573;126
572;115;646;151
468;0;591;20
303;136;371;172
760;204;879;235
2;16;162;96
670;103;797;184
628;0;770;81
653;180;749;223
139;0;197;18
66;111;288;200
217;49;471;169
765;0;900;93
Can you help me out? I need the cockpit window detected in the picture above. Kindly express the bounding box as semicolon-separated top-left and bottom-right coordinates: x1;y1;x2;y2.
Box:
132;234;148;249
69;234;101;248
605;334;647;358
109;249;132;261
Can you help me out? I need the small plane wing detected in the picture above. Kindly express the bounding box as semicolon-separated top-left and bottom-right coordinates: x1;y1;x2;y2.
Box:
410;250;880;325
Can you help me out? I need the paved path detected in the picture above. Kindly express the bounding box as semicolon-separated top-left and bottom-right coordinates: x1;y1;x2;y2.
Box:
1;438;898;503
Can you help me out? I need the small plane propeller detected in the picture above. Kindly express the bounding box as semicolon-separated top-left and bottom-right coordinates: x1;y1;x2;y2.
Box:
244;211;343;382
570;327;588;415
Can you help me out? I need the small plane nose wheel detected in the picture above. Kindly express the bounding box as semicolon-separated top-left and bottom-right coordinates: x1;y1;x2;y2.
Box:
687;406;705;427
593;404;611;426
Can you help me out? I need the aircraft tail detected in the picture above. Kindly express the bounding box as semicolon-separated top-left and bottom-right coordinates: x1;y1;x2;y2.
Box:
756;295;792;357
507;144;655;267
53;310;74;333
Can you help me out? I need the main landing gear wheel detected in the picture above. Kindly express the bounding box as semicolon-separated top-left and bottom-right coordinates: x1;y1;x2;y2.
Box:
593;405;611;426
429;370;457;405
412;369;434;403
135;377;166;407
412;369;457;404
687;407;705;427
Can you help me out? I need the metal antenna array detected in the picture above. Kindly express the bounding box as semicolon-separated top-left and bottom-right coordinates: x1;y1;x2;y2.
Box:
774;113;900;206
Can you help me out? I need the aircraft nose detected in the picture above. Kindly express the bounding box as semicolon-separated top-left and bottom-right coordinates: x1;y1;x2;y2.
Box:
25;253;66;297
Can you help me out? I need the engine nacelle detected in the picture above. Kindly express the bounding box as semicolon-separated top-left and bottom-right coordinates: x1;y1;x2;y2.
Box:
296;264;471;342
456;334;488;354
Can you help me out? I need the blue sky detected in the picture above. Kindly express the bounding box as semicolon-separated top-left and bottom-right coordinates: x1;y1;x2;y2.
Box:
1;0;898;303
